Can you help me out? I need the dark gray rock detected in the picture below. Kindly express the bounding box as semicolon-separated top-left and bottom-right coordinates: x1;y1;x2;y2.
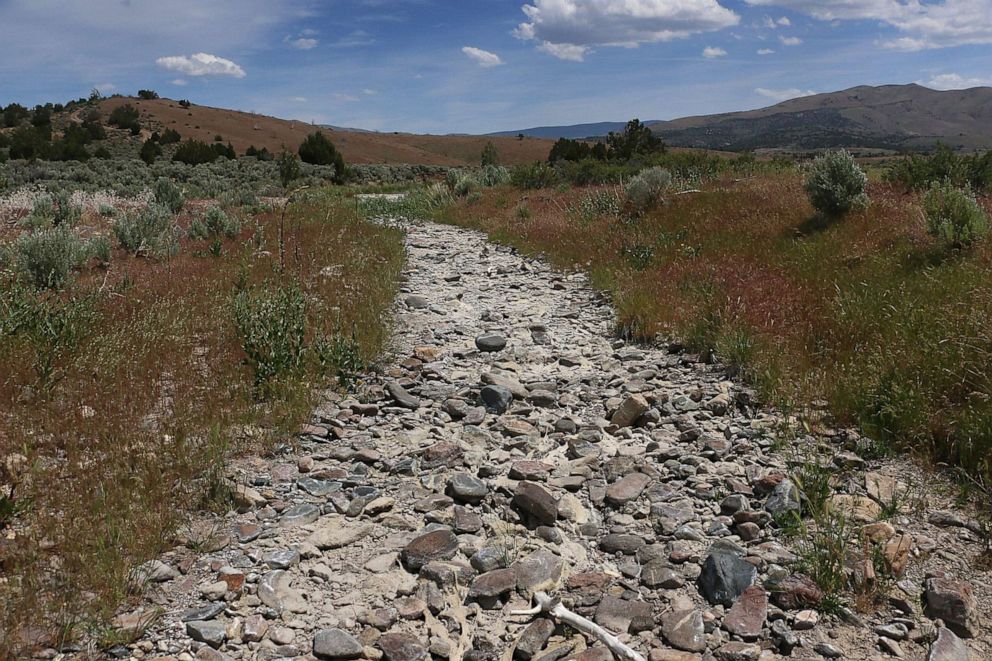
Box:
387;381;421;409
480;385;513;414
313;628;364;660
379;632;429;661
698;548;757;606
925;578;980;638
661;609;706;652
401;528;459;572
513;481;557;526
185;620;227;648
447;473;488;503
764;479;801;520
515;618;555;660
928;627;971;661
475;333;507;352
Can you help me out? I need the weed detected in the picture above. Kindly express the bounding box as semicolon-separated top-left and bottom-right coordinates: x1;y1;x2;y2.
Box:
922;180;988;248
233;284;307;388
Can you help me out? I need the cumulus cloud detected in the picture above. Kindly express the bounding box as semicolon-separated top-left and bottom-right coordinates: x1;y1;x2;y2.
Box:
922;73;992;90
94;82;115;93
757;47;775;54
703;46;728;57
462;46;504;67
745;0;992;50
779;35;802;45
289;37;318;49
755;87;817;101
156;52;246;78
171;78;187;86
516;0;740;60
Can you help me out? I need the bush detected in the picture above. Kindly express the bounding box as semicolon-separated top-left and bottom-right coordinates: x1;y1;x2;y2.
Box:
113;204;180;258
159;128;182;145
298;132;345;182
511;162;559;189
52;190;82;226
13;226;84;289
137;89;159;100
189;206;240;240
107;104;140;132
85;236;112;264
477;164;510;187
922;180;989;248
625;166;672;211
140;139;163;165
173;139;218;165
804;150;869;216
152;177;184;213
481;141;499;166
233;285;307;386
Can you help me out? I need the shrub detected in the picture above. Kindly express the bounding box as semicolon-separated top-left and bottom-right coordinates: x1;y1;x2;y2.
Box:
233;285;307;386
159;128;182;145
13;226;84;289
804;150;869;216
625;166;672;211
189;206;240;240
173;139;218;165
481;141;500;166
606;119;665;160
453;175;476;197
477;165;510;187
137;89;159;100
113;204;181;258
107;104;140;132
298;132;345;182
278;151;301;188
140;139;163;165
152;177;184;213
86;236;112;264
511;162;559;189
922;180;989;248
52;190;82;226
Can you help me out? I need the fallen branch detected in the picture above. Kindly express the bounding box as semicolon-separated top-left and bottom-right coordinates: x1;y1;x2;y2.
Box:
511;591;647;661
675;189;701;195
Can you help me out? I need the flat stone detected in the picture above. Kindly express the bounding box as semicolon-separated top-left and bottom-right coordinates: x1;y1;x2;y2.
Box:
242;614;268;643
764;479;801;521
605;472;651;505
180;603;226;622
724;586;767;639
515;618;555;660
928;627;971;661
698;548;757;606
447;473;488;503
514;549;564;594
641;560;685;588
298;478;341;497
826;494;882;523
595;595;653;633
599;533;645;555
662;609;706;652
714;642;761;661
502;417;539;437
924;578;980;638
771;573;823;610
308;518;373;550
405;295;430;309
468;568;518;599
378;632;429;661
513;481;558;525
387;381;421;409
475;333;507;352
258;570;307;614
611;394;649;427
185;620;227;649
401;528;459;571
280;503;320;527
313;628;364;660
509;461;553;481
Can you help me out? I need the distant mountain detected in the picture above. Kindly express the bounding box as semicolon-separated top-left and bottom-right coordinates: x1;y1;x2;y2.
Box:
488;121;659;140
650;84;992;152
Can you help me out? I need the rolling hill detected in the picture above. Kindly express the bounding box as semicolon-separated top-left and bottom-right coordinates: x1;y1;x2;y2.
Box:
487;121;659;140
98;97;554;166
650;84;992;152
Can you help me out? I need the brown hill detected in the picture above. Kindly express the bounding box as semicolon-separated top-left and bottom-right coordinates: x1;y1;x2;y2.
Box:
99;97;553;166
650;84;992;152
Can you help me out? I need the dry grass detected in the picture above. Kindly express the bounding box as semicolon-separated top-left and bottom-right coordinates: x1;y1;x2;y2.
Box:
441;174;992;488
98;97;554;166
0;191;404;655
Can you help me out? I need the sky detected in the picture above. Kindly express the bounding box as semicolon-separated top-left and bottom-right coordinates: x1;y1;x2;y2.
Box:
0;0;990;135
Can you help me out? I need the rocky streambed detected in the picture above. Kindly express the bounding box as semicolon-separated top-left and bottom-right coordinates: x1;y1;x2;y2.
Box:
98;219;989;661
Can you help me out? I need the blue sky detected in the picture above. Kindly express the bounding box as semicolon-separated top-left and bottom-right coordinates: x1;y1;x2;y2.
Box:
0;0;990;134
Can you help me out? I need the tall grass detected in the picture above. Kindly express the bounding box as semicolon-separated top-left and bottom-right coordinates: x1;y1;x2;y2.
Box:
0;190;404;655
440;174;992;487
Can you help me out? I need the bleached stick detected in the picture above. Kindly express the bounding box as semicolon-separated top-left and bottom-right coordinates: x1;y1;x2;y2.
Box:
511;591;647;661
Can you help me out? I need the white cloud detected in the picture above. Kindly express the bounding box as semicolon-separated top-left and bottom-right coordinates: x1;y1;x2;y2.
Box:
516;0;740;60
94;82;115;93
921;73;992;90
289;37;318;50
171;78;188;86
757;47;775;54
156;52;246;78
332;92;360;102
703;46;728;57
779;35;802;45
777;16;791;25
363;88;378;95
755;87;817;101
291;96;308;102
537;41;589;61
462;46;504;67
745;0;992;50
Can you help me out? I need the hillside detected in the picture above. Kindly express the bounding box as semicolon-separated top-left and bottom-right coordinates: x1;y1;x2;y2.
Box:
650;84;992;152
487;121;659;140
97;97;553;166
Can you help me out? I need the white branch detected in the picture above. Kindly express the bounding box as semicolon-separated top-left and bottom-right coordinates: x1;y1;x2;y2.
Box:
511;592;647;661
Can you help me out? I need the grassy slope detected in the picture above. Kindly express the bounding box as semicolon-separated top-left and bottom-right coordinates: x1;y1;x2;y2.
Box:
98;97;554;166
0;192;404;653
440;176;992;485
